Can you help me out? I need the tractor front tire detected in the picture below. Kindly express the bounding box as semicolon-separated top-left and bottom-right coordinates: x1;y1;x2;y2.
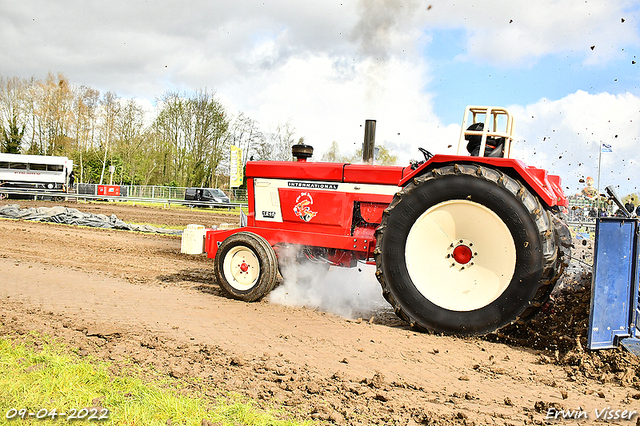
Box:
215;231;279;302
374;164;561;335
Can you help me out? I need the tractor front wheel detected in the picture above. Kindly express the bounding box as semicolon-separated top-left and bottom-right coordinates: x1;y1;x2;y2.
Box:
215;231;279;302
374;164;562;335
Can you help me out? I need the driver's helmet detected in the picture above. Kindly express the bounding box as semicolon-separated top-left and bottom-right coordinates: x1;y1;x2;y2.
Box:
465;122;485;154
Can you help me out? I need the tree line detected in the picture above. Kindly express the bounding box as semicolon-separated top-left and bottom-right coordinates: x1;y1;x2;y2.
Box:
0;73;398;188
0;73;299;187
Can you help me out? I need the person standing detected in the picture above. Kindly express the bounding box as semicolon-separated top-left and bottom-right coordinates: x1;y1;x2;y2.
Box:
625;198;635;215
68;170;75;192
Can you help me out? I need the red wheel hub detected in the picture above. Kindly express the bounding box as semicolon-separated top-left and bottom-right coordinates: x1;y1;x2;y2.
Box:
239;262;249;272
452;244;473;264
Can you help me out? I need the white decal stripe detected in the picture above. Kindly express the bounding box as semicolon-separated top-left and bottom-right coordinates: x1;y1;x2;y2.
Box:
253;178;399;222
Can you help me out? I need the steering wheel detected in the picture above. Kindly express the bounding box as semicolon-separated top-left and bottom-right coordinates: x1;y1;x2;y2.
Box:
418;147;433;161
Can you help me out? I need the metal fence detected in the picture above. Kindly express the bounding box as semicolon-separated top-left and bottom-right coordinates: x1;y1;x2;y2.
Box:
76;184;247;203
0;183;625;231
564;196;628;234
565;197;617;226
0;182;246;209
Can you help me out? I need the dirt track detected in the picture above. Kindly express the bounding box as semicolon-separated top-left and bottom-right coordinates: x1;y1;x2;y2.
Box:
1;199;639;425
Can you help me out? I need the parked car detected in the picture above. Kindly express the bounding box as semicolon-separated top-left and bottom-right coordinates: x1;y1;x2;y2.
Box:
184;187;230;204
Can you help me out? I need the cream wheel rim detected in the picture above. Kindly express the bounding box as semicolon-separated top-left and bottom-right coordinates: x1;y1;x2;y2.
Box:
223;246;260;291
405;199;516;311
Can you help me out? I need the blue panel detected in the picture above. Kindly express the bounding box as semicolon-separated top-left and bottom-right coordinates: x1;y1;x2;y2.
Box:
633;234;640;338
588;218;636;349
621;338;640;357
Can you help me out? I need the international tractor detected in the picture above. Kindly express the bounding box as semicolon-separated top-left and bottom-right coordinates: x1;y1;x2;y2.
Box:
204;106;572;336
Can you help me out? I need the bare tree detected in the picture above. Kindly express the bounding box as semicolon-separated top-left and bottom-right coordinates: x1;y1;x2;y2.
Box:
226;112;263;164
29;73;75;155
189;90;229;188
321;141;348;163
255;121;296;161
153;91;186;185
72;85;100;151
113;99;146;184
0;77;29;153
153;90;229;187
98;92;120;184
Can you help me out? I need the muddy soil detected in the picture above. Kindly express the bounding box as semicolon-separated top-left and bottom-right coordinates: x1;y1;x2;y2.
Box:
1;199;639;425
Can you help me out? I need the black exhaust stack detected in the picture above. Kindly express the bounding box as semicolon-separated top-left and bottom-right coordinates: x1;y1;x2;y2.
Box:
292;142;314;162
363;119;376;165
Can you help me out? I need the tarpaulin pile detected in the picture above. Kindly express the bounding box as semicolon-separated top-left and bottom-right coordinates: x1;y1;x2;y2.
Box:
0;204;182;235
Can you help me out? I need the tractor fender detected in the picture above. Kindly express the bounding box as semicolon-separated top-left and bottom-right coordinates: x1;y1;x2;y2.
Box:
401;154;567;208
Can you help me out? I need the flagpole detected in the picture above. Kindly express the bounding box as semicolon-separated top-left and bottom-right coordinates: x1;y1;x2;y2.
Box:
597;142;602;202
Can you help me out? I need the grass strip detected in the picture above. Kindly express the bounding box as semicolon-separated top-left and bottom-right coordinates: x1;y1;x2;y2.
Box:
0;335;313;426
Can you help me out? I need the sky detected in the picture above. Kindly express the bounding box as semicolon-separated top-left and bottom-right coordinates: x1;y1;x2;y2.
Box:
1;0;640;196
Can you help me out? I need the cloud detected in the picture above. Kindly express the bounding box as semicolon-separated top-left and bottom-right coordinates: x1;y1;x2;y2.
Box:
3;0;636;92
510;90;640;196
1;0;638;185
219;51;460;164
0;1;361;98
424;0;640;66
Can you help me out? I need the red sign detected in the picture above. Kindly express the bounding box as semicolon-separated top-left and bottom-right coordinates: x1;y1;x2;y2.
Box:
97;185;121;196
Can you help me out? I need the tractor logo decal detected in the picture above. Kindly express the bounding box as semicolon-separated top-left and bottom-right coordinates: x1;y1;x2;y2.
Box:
293;192;317;222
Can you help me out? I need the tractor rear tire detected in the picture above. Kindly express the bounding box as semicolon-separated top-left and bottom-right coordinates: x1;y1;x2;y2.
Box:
374;163;562;335
215;231;279;302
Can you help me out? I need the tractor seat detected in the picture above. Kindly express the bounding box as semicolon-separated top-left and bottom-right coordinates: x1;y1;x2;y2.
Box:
465;122;505;158
470;139;505;157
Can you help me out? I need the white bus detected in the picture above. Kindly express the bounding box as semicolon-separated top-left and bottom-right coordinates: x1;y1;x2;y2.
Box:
0;153;73;190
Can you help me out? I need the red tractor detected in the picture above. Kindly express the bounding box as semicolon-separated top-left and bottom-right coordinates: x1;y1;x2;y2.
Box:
205;106;571;335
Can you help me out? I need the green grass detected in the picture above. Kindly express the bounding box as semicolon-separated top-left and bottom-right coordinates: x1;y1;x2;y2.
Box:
127;222;188;231
0;334;313;426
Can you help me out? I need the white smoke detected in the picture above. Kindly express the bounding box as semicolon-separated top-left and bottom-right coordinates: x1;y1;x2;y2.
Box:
268;246;389;319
